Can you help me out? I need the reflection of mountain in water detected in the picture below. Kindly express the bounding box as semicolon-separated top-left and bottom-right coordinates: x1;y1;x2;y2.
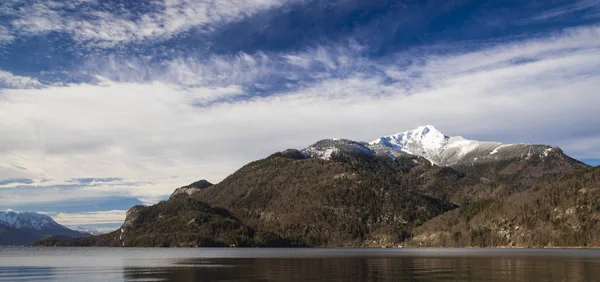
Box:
2;248;599;281
123;253;600;282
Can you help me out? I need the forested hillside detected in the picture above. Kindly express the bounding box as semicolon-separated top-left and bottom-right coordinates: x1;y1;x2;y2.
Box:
410;166;600;247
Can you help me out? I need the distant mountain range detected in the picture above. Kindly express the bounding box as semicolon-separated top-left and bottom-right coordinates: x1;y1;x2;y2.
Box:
36;125;597;248
0;211;90;245
69;226;103;236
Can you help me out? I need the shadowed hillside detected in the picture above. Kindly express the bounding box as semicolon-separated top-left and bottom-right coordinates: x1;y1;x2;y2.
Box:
193;149;458;247
410;166;600;247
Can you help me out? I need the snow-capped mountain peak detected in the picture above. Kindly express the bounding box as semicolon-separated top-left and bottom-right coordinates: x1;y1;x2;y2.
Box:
369;125;558;166
0;211;92;245
371;125;450;154
296;125;570;168
0;211;58;230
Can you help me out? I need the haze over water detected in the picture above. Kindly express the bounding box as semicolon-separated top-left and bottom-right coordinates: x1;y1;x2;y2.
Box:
1;248;599;282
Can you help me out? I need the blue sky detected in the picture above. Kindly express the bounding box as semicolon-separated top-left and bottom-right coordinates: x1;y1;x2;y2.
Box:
0;0;599;232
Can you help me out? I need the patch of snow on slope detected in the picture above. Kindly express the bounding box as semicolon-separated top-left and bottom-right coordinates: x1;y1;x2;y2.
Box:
385;151;396;161
320;148;337;160
446;140;479;157
303;145;339;160
490;144;513;155
303;139;375;161
542;148;553;157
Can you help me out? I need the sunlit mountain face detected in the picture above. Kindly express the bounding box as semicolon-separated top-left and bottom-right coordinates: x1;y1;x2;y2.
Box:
0;0;599;231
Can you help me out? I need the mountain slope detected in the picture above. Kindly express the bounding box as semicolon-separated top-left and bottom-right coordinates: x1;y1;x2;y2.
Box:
0;211;90;245
371;126;588;199
170;179;214;199
37;126;590;248
192;146;458;247
409;166;600;247
42;144;459;247
35;196;260;247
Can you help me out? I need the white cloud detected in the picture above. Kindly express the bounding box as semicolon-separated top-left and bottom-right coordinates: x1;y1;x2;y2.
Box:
0;70;43;89
518;0;600;24
0;25;13;44
52;210;126;233
0;25;599;210
90;52;278;89
8;0;301;47
79;39;369;96
53;210;126;225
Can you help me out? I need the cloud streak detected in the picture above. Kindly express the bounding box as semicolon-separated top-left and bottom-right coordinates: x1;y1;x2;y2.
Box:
52;210;127;233
520;0;600;23
6;0;302;47
53;210;127;226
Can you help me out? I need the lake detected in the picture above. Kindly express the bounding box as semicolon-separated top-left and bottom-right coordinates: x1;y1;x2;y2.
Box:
1;247;599;281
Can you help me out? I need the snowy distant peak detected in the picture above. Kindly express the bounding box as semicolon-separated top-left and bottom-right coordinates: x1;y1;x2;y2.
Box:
0;211;92;245
371;125;450;153
0;211;60;230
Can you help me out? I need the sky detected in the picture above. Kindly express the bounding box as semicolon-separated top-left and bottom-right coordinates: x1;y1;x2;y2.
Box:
0;0;599;233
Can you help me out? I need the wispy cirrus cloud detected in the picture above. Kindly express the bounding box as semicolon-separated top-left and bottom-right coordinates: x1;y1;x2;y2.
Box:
0;25;14;44
519;0;600;23
82;41;367;90
5;0;302;47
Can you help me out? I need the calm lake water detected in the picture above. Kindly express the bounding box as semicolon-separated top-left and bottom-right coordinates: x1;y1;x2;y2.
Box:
1;247;599;281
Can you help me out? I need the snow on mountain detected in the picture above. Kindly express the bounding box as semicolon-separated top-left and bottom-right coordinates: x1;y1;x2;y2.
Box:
369;125;556;166
0;211;92;245
0;211;59;230
297;125;571;168
302;139;375;160
371;125;450;154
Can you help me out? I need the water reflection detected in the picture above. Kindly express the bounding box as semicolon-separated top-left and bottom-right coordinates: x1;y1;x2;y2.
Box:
123;255;600;282
1;248;600;282
0;267;57;280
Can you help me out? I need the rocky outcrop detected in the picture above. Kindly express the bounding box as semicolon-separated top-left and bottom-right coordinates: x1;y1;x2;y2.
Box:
118;205;145;245
169;179;213;199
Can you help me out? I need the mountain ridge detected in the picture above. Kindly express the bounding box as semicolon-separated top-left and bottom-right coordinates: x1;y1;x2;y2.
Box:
0;211;91;245
34;125;591;248
301;125;586;170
